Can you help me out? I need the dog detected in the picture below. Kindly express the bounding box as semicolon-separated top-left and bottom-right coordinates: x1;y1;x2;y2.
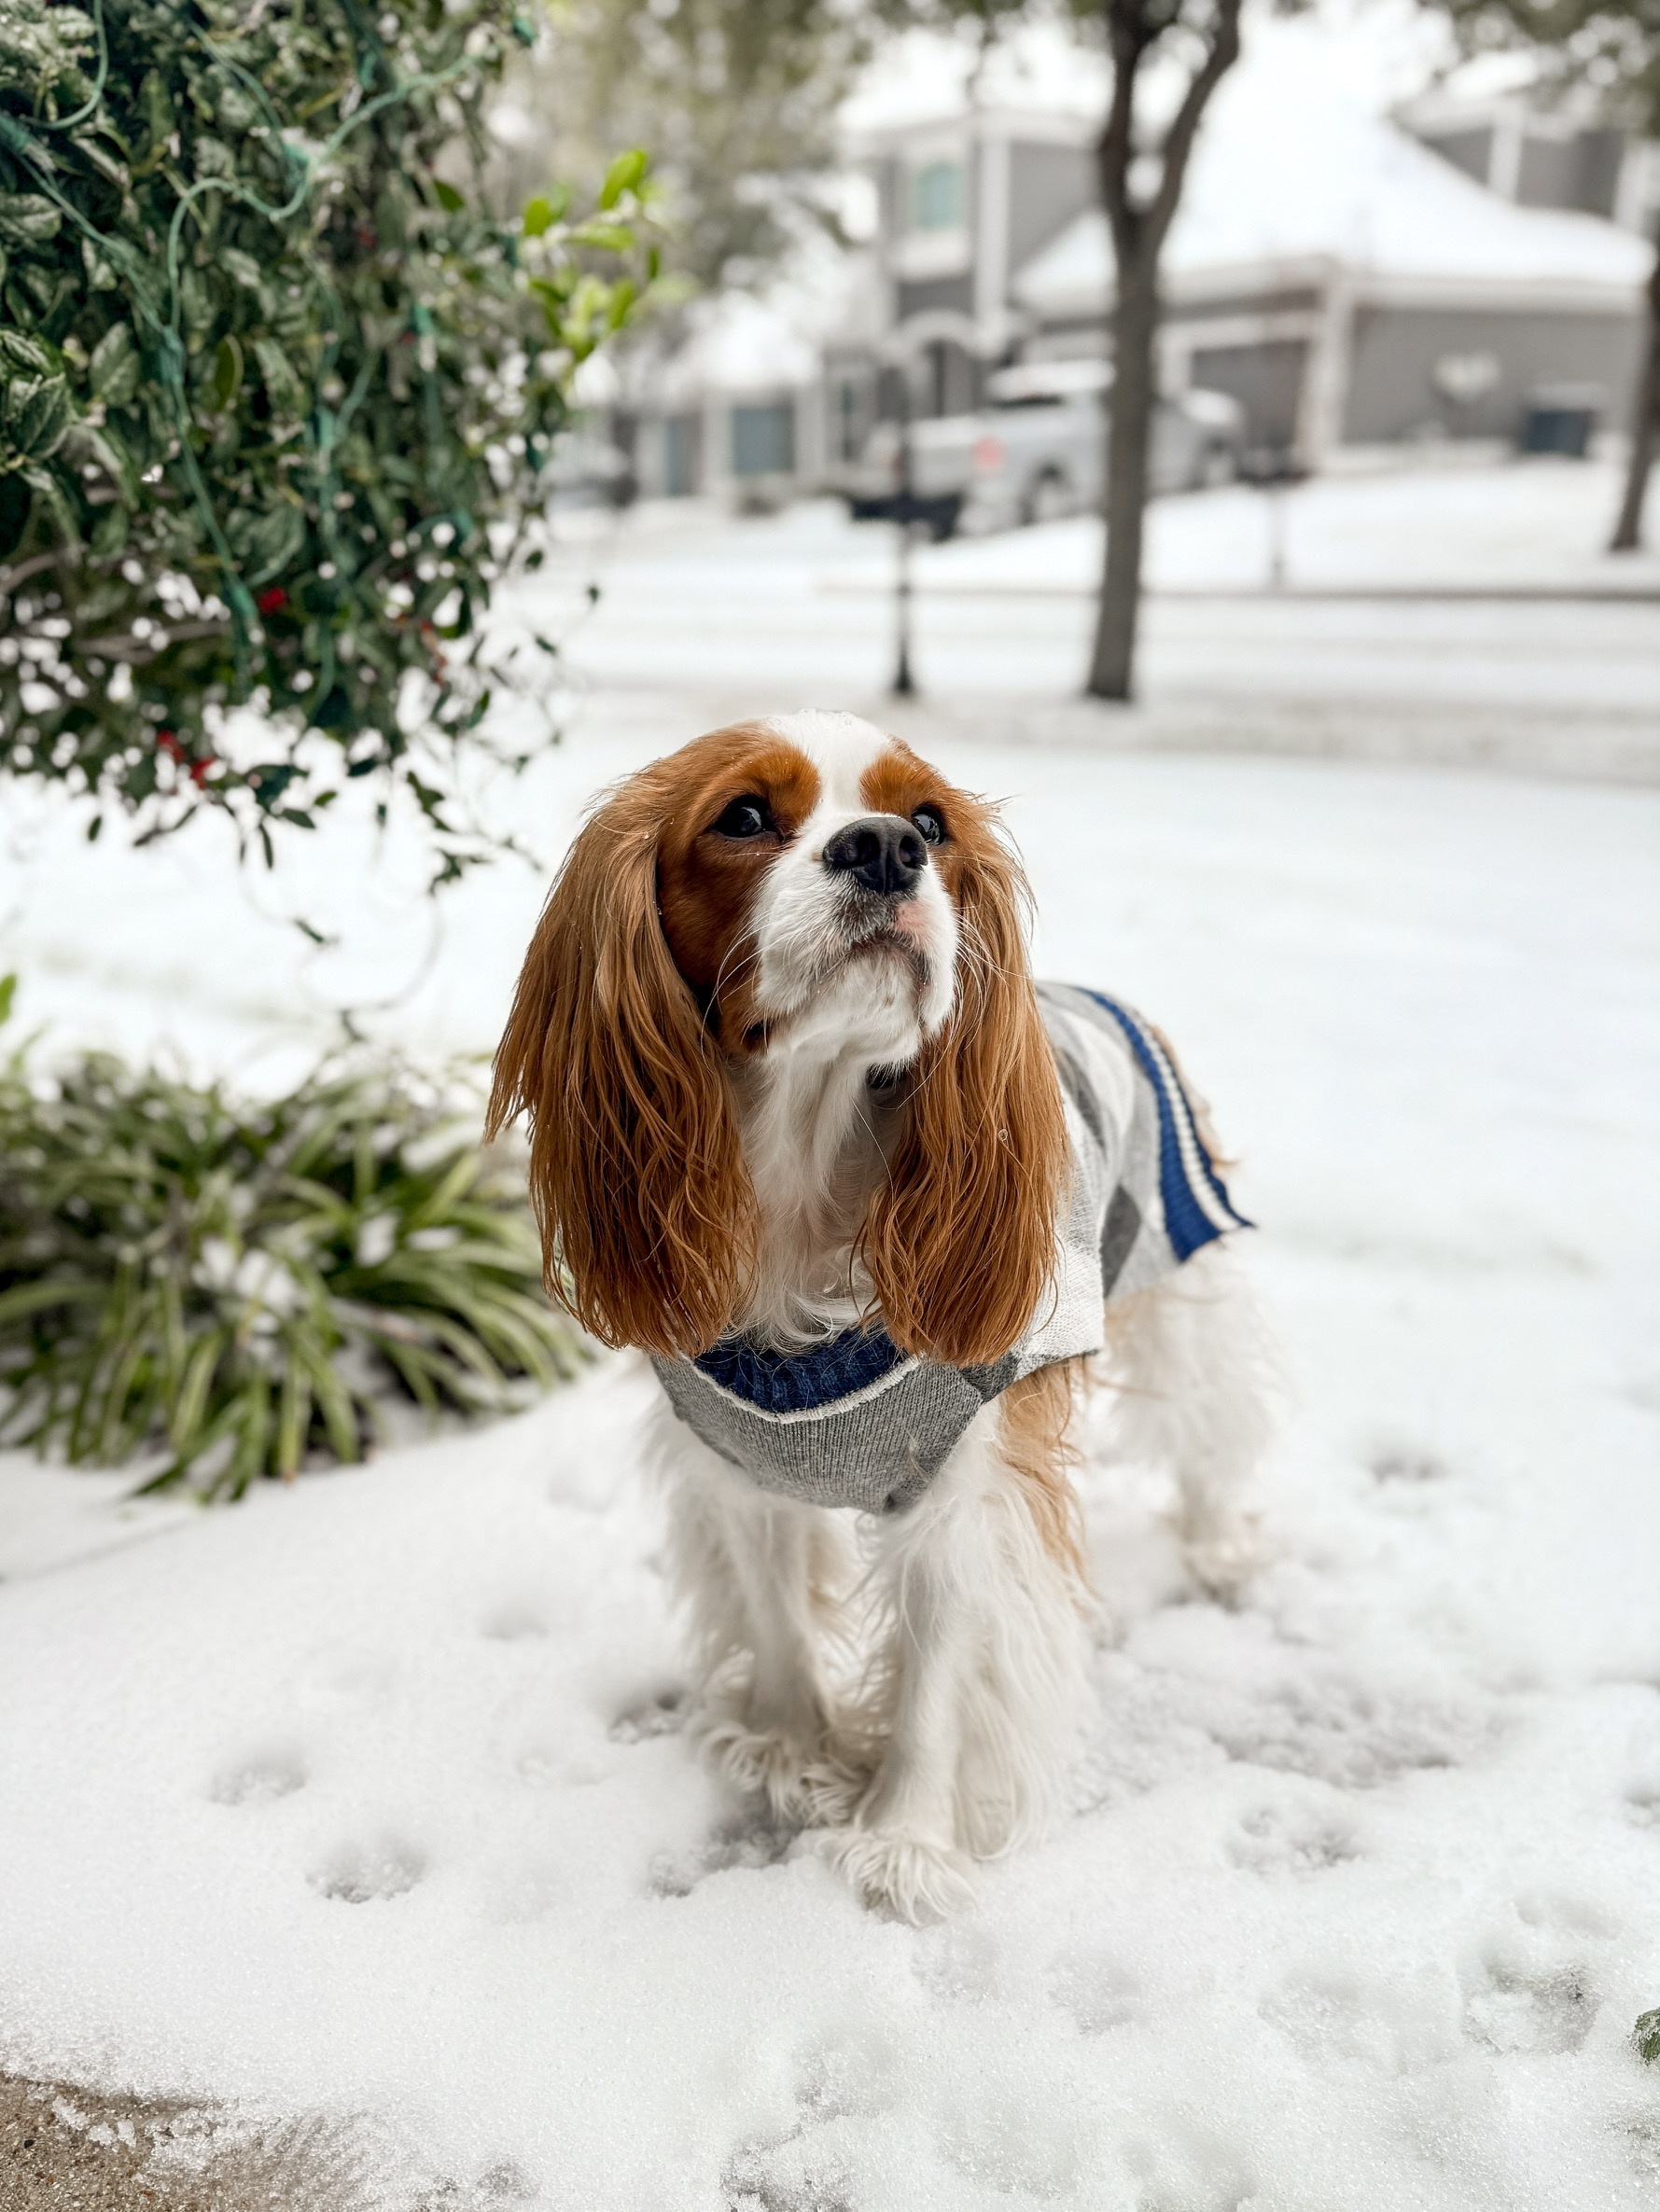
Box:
488;710;1273;1920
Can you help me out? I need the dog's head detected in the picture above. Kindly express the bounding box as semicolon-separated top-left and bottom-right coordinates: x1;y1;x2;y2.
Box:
488;711;1067;1363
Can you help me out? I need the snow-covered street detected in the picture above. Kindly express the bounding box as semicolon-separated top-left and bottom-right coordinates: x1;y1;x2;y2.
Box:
555;458;1660;777
3;468;1660;2208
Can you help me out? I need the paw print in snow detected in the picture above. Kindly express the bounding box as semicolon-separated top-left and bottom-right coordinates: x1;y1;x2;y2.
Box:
912;1918;1003;2004
208;1748;308;1806
608;1689;686;1743
1465;1958;1597;2055
721;2132;855;2212
1365;1442;1450;1484
479;1603;548;1642
1463;1893;1617;2056
1261;1969;1458;2073
1227;1798;1360;1877
309;1837;426;1904
1045;1947;1142;2035
937;2085;1093;2201
649;1812;795;1899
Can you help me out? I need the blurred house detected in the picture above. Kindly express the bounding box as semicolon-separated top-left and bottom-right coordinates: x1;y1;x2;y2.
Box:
621;292;830;508
1011;73;1650;463
616;105;1098;505
615;39;1653;499
1398;86;1660;242
818;104;1099;472
611;35;1109;506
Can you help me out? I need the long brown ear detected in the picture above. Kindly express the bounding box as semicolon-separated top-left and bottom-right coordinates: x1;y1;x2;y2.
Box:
486;775;752;1357
860;807;1067;1368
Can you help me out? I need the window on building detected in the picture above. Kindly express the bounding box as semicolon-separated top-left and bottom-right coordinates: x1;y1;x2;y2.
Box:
663;414;700;497
732;401;796;478
921;341;974;420
836;379;862;461
910;160;965;232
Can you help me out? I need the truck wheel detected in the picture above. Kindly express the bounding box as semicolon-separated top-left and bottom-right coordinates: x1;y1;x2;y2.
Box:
928;497;961;542
1197;445;1235;490
1023;471;1071;526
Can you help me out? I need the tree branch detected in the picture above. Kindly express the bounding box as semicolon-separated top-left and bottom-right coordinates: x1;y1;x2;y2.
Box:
75;619;232;662
1145;0;1243;252
0;549;77;600
1099;0;1151;263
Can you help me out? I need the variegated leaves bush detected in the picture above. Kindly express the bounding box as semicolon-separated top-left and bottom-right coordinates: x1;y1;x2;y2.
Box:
0;0;653;880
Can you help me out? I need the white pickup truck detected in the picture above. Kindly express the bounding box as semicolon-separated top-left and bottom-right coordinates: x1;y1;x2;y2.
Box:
836;359;1245;539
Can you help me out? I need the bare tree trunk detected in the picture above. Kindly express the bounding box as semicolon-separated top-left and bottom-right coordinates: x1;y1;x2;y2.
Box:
1611;235;1660;553
1088;253;1157;699
1083;0;1240;704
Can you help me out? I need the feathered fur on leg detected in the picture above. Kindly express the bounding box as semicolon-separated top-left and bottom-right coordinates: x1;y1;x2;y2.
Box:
828;1379;1092;1920
1098;1240;1277;1593
648;1397;866;1825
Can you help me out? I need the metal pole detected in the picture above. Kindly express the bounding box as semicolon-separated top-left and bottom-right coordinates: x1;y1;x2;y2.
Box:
892;367;916;697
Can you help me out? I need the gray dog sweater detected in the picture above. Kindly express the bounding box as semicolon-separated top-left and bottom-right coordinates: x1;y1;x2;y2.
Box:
649;984;1248;1514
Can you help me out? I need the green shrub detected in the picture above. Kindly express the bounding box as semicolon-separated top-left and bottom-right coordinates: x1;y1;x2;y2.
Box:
0;0;654;881
0;995;585;1498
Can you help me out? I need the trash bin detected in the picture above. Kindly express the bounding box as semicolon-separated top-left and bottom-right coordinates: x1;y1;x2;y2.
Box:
1518;384;1603;458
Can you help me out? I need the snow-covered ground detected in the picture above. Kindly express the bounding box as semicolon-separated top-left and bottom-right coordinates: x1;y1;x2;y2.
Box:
859;452;1660;599
556;465;1660;782
3;459;1660;2205
7;458;1657;1094
5;721;1660;2206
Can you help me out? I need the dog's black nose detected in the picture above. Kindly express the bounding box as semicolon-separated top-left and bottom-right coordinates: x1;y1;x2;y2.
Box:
823;814;927;896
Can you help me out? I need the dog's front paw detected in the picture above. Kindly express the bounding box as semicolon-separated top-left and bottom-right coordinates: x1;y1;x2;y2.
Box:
1179;1509;1267;1598
823;1828;975;1923
694;1711;864;1828
792;1748;871;1829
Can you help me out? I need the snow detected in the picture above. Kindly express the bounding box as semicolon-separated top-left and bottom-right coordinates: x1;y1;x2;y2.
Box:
839;0;1452;143
840;21;1109;136
655;288;826;405
829;452;1660;599
1013;20;1653;314
4;466;1656;1091
3;466;1660;2205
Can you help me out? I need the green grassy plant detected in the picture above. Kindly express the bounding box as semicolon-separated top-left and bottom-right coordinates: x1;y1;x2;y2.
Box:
0;1001;583;1498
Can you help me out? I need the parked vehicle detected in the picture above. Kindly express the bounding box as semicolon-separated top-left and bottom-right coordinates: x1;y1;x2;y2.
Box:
841;414;986;540
835;360;1245;538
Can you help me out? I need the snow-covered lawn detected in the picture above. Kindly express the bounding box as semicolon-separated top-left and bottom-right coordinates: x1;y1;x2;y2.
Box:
827;452;1660;600
3;741;1658;2209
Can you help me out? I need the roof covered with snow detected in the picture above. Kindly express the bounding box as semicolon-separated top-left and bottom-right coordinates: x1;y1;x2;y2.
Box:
1015;37;1651;314
641;237;867;404
841;23;1109;137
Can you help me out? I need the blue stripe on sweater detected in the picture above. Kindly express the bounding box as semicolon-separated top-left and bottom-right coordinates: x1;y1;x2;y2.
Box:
692;1325;908;1413
1081;991;1251;1260
691;990;1248;1415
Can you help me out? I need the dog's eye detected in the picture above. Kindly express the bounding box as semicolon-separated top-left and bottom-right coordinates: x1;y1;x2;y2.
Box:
711;796;772;840
912;805;947;845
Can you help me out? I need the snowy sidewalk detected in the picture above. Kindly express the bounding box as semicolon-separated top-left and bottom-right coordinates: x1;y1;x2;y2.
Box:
3;751;1658;2209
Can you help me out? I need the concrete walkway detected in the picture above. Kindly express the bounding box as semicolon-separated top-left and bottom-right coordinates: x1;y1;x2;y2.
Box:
2;2074;358;2212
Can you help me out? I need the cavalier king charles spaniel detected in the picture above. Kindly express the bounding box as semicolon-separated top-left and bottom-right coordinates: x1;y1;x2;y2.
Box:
490;710;1272;1920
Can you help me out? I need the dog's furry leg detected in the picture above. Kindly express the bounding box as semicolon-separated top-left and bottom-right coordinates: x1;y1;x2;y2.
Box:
828;1383;1090;1921
649;1400;864;1826
1101;1240;1276;1593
